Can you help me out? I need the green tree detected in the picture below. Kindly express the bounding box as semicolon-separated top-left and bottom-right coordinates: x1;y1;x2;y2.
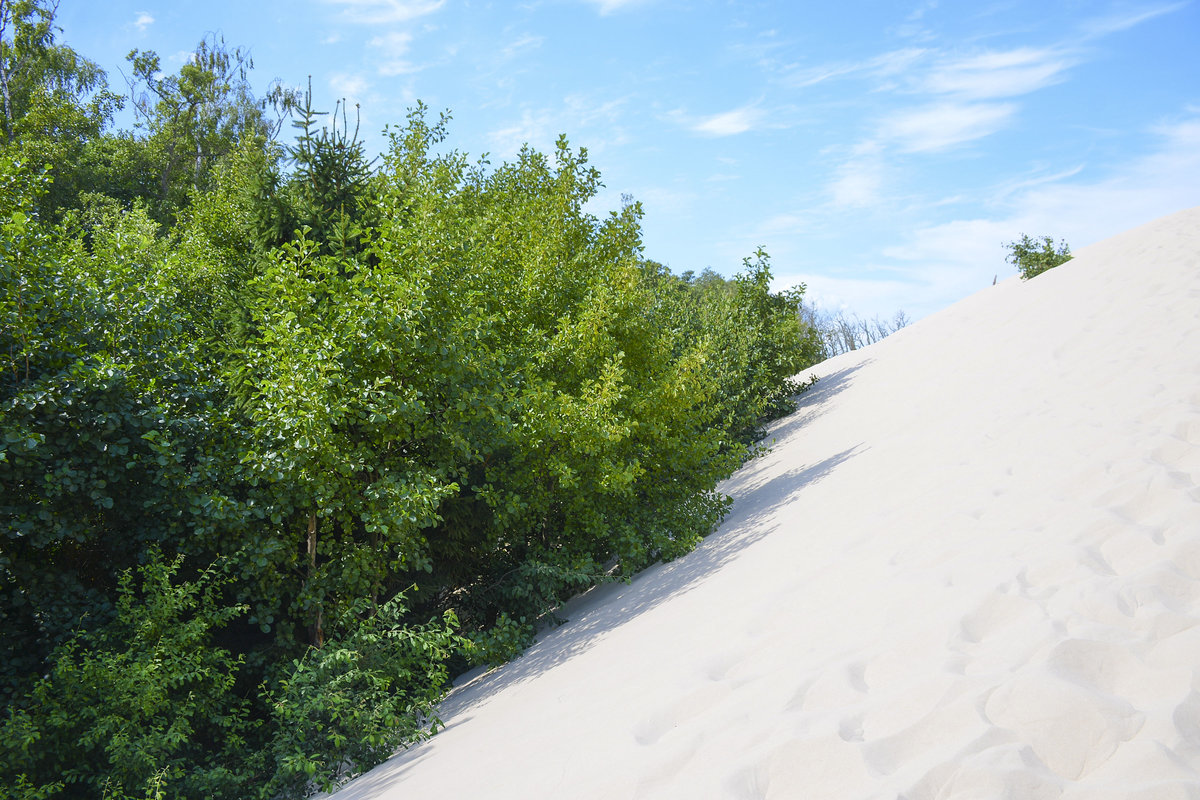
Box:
0;155;241;695
1006;233;1072;280
125;34;297;222
0;0;121;216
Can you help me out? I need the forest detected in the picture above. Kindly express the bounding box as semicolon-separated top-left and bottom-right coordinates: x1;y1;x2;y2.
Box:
0;2;823;796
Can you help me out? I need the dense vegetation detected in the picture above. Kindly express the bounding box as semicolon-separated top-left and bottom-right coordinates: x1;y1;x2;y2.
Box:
0;3;822;797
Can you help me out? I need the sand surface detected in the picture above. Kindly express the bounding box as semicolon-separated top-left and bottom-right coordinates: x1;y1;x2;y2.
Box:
330;207;1200;799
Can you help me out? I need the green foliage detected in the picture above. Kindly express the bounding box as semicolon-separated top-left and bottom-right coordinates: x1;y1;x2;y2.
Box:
265;593;462;797
0;157;236;692
1006;233;1072;280
125;33;298;223
0;556;254;800
0;0;122;217
652;253;823;443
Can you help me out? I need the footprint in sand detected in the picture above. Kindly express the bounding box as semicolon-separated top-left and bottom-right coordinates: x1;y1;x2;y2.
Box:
631;682;732;746
633;734;704;797
1172;691;1200;754
859;695;992;777
1170;536;1200;580
983;671;1144;780
838;713;864;742
1125;564;1200;615
1177;419;1200;446
958;589;1047;646
704;651;743;682
1150;437;1200;490
1044;638;1150;698
846;661;869;693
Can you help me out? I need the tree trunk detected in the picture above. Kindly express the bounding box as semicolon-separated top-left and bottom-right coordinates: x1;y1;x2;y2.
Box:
0;1;16;143
307;513;323;647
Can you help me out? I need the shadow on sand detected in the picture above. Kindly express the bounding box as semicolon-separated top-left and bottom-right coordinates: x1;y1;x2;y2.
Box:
327;361;870;797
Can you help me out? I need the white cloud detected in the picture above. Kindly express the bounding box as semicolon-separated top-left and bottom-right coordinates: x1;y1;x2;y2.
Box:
330;73;370;101
368;31;424;76
906;0;938;21
628;185;697;215
1080;2;1188;37
322;0;445;24
691;105;763;137
785;48;927;89
503;34;544;59
378;60;425;76
992;164;1086;202
789;273;922;317
487;109;557;158
884;102;1016;152
923;47;1075;99
563;93;627;129
133;12;154;32
753;212;816;239
830;142;886;207
485;94;631;159
369;31;415;50
859;109;1200;318
583;0;650;14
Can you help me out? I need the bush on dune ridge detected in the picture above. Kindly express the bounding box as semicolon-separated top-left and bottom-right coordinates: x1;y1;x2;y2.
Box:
1006;233;1072;280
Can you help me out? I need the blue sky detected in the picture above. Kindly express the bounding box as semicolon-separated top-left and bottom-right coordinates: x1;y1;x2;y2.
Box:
57;0;1199;320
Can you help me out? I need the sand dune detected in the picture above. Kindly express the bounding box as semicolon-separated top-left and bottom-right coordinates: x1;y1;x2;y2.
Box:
330;207;1200;799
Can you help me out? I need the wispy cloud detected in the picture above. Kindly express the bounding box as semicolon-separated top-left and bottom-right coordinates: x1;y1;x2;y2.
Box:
885;102;1016;152
370;31;415;50
486;94;630;158
785;48;927;89
868;108;1200;316
892;0;940;40
922;47;1075;99
502;34;544;59
582;0;651;15
330;73;370;102
992;164;1086;202
322;0;445;24
133;12;154;32
1080;1;1188;37
829;142;886;207
368;31;423;76
627;185;697;215
690;105;764;137
752;212;817;239
487;108;557;158
907;0;938;21
563;93;627;131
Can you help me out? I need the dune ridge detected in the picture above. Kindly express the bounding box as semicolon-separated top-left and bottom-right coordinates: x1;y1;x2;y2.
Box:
331;207;1200;799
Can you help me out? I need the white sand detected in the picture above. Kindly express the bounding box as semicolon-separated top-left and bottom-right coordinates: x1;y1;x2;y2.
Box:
331;207;1200;799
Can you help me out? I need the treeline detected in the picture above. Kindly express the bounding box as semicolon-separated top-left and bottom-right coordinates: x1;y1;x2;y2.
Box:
0;3;822;797
804;307;911;358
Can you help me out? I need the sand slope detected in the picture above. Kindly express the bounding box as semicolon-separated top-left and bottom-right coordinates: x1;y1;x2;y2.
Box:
331;207;1200;799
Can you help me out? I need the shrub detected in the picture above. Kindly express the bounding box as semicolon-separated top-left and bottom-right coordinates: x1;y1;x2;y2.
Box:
264;593;463;798
1006;234;1072;280
0;556;255;800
